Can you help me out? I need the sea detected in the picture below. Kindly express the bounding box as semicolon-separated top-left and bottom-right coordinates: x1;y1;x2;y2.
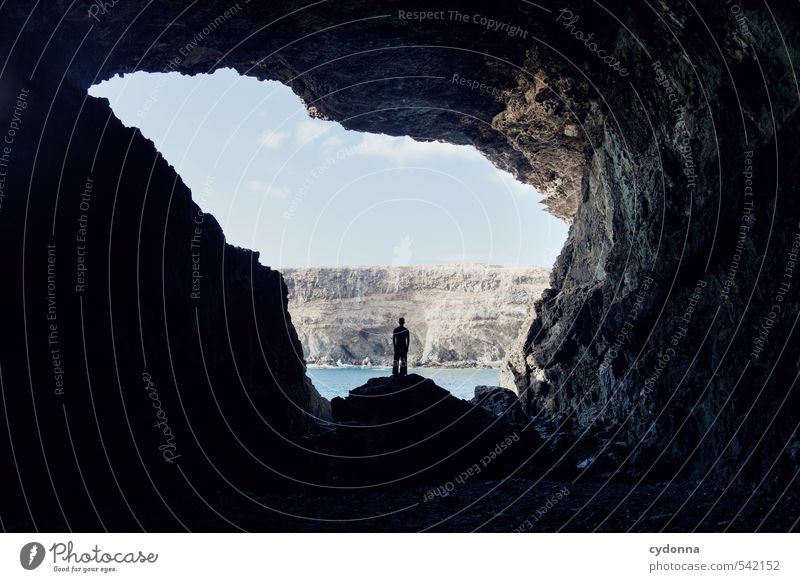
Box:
306;366;500;401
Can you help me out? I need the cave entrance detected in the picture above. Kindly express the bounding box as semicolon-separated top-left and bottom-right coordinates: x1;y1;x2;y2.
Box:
90;68;568;401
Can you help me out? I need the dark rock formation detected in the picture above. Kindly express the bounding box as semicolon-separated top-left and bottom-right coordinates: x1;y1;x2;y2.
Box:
471;385;529;426
498;2;800;492
0;74;330;530
320;374;545;486
469;386;640;482
1;0;798;530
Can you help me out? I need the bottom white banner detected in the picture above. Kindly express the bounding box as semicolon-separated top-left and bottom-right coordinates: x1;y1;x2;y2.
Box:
1;534;796;581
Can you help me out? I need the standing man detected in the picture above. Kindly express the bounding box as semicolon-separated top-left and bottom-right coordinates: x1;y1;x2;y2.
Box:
392;317;410;376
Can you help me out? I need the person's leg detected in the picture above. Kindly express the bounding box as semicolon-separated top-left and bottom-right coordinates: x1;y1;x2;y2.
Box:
400;353;407;376
392;353;399;375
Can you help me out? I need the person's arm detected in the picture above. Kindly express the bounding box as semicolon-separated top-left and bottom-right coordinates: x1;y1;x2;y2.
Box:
405;330;410;349
392;330;397;348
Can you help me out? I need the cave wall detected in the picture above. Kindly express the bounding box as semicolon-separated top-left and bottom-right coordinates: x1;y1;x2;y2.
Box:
500;2;800;488
1;0;799;527
0;10;331;529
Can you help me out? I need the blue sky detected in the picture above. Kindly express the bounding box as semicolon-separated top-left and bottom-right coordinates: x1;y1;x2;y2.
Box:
90;68;567;268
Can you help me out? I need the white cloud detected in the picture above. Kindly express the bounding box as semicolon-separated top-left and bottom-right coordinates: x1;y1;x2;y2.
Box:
247;180;289;199
352;133;478;164
322;135;344;148
258;129;290;150
391;235;413;266
295;119;331;145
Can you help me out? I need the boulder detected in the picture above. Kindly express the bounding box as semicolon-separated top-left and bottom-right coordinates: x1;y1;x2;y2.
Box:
471;385;529;426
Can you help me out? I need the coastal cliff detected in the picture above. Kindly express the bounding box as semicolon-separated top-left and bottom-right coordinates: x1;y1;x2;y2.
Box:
282;265;549;367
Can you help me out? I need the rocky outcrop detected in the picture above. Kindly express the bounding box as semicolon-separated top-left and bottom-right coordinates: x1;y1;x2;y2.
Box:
283;265;549;367
471;385;529;426
318;374;545;486
1;0;799;531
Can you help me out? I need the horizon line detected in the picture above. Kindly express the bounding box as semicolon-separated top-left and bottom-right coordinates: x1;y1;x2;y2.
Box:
275;262;552;270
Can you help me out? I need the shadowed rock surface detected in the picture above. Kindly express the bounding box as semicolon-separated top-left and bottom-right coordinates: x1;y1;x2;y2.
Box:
316;374;547;487
0;76;330;530
471;385;529;426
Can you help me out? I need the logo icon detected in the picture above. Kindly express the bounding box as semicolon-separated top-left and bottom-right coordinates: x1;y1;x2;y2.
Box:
20;542;45;570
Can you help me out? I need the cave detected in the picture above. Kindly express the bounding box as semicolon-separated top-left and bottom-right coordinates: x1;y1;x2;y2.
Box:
88;69;565;386
0;1;798;532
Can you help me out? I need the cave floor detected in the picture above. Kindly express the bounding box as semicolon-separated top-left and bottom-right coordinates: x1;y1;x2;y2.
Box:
42;477;794;533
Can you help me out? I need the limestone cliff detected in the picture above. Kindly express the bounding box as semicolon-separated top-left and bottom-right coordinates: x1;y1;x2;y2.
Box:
282;265;549;367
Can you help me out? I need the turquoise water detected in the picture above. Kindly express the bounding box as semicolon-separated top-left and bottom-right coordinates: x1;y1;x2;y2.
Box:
307;366;500;401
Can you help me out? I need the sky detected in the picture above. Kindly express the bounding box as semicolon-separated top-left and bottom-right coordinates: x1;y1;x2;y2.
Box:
90;68;567;268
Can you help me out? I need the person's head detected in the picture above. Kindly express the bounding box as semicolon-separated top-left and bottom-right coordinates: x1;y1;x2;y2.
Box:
399;317;405;326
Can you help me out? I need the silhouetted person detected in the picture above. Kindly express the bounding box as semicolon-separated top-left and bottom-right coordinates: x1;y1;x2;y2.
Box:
392;317;410;376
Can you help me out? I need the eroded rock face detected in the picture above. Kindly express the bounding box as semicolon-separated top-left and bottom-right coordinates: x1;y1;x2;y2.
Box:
1;0;799;528
499;3;800;489
283;265;549;367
